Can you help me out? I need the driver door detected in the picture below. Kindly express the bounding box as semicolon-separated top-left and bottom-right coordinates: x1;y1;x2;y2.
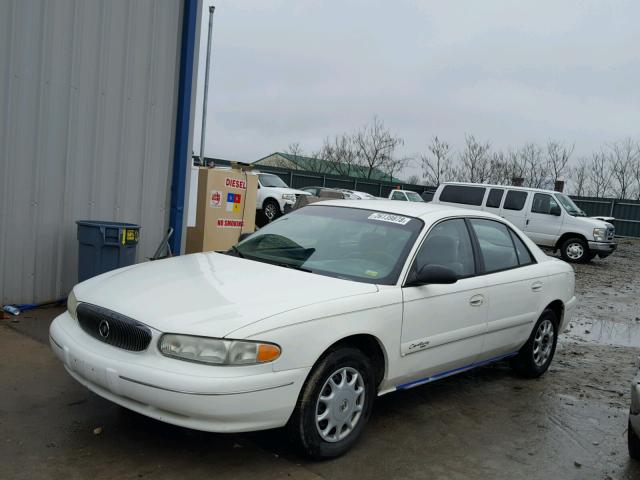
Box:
399;218;488;387
525;193;564;246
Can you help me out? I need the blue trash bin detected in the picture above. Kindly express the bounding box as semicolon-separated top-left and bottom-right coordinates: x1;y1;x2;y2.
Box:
76;220;141;282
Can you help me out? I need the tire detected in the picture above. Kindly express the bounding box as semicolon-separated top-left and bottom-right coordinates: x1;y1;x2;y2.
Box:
560;237;589;263
511;309;558;378
263;199;281;223
630;418;640;460
287;347;376;459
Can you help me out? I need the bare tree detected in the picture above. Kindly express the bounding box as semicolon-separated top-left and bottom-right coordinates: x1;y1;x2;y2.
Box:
518;143;547;188
405;173;421;185
547;140;574;181
571;158;589;196
286;142;304;158
383;155;411;181
587;151;613;197
316;134;359;176
608;138;638;199
634;155;640;200
352;115;404;179
458;135;491;183
420;136;455;186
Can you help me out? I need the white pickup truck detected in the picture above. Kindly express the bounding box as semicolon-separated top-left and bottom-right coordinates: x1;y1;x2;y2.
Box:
430;182;616;263
256;172;310;222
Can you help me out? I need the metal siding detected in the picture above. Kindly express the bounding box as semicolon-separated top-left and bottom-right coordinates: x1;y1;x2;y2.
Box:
0;0;184;303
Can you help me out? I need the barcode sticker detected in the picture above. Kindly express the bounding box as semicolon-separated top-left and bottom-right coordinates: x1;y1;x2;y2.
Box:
368;212;411;225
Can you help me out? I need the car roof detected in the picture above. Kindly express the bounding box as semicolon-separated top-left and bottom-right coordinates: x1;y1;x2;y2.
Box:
313;199;503;222
441;182;560;195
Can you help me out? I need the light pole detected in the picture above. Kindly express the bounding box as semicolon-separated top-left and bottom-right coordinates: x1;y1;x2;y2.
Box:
199;5;215;166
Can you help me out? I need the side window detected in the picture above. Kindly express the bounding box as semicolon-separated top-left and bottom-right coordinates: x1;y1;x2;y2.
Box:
469;219;519;273
531;193;559;215
503;190;527;211
509;230;534;266
439;185;486;206
412;219;475;278
485;188;504;208
392;191;407;201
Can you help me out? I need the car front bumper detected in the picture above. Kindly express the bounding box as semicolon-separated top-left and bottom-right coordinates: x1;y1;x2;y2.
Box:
49;311;308;433
587;241;617;255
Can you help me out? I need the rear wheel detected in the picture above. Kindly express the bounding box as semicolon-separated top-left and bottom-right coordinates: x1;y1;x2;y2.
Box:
287;347;375;459
511;309;558;378
630;418;640;460
560;237;589;263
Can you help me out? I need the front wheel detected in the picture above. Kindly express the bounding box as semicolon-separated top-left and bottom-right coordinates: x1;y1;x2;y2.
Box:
511;309;558;378
287;347;375;459
630;418;640;460
560;237;589;263
263;199;281;223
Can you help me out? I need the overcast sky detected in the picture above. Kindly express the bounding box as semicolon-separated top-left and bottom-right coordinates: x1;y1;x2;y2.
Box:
192;0;640;178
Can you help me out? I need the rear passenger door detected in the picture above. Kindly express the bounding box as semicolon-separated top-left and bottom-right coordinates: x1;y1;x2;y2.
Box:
484;188;505;214
468;218;547;361
499;190;528;230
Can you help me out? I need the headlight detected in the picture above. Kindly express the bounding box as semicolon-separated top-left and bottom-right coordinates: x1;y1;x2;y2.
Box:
593;228;607;242
282;193;296;202
67;290;78;319
158;334;281;366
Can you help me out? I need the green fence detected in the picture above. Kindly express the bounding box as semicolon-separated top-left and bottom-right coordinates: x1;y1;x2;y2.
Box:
571;196;640;237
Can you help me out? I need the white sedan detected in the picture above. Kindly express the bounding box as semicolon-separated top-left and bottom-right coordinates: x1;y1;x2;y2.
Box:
50;200;576;459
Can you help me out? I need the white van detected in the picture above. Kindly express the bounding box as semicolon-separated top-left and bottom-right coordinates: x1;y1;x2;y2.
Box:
431;182;616;263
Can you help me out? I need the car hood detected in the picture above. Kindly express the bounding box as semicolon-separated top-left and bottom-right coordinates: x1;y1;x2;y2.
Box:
73;253;378;338
574;216;614;229
267;187;311;197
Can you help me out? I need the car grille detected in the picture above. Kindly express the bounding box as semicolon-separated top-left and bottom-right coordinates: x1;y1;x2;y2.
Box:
76;303;152;352
607;226;615;240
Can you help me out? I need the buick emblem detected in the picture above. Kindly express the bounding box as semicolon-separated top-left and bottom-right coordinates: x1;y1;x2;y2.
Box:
98;320;110;339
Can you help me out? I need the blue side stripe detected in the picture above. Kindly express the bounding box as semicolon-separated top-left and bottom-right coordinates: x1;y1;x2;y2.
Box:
396;351;519;391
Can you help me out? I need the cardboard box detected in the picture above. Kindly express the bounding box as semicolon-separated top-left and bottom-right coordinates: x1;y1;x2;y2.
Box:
186;167;258;253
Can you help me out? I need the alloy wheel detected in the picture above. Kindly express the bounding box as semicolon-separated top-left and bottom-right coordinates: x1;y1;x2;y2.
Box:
533;319;554;367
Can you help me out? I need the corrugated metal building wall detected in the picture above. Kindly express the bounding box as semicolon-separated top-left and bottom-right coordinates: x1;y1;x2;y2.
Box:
0;0;192;303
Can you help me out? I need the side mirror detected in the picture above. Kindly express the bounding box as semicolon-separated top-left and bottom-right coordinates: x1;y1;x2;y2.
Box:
407;264;458;286
550;204;561;216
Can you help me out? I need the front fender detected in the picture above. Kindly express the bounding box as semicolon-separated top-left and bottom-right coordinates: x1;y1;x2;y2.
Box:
228;288;403;385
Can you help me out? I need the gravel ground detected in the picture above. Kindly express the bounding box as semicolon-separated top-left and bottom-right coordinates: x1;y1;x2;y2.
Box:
1;239;639;480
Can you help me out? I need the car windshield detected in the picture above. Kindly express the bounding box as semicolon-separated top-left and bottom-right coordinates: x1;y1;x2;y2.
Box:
259;174;288;188
555;194;586;217
233;205;423;284
405;191;424;202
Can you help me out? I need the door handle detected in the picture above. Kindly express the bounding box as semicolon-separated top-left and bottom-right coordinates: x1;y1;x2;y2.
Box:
469;295;484;307
531;282;543;292
526;219;530;226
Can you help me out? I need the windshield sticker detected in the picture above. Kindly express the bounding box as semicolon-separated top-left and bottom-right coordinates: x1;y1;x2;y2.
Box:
368;212;411;225
365;270;379;277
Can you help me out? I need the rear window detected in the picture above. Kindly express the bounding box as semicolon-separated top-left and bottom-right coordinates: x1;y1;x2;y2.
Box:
503;191;527;211
485;188;504;208
440;185;485;206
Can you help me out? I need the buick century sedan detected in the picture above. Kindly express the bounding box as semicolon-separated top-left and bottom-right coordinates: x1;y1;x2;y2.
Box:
50;200;576;458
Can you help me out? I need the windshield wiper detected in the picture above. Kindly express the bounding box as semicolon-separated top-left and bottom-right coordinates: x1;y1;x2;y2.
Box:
228;245;244;258
274;262;312;273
